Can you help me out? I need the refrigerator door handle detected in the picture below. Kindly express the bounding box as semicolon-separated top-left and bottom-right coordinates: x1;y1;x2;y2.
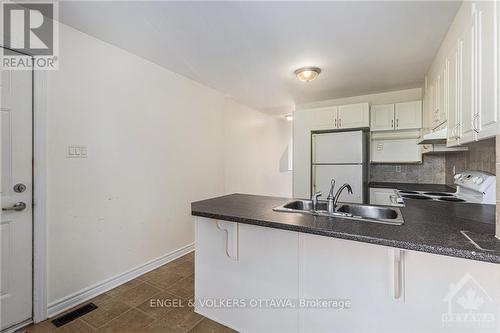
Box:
311;165;316;195
311;134;316;163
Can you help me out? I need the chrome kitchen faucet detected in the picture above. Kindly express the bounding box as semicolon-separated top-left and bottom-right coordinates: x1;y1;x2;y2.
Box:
334;184;353;211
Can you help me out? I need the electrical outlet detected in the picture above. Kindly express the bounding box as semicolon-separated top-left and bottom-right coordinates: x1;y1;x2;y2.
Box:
377;143;383;151
453;165;456;174
395;166;401;172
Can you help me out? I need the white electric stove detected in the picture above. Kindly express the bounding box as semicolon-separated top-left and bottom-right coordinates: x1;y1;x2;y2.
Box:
396;171;496;205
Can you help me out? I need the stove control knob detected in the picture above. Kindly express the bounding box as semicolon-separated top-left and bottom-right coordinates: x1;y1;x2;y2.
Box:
476;177;484;185
454;173;462;180
471;176;481;184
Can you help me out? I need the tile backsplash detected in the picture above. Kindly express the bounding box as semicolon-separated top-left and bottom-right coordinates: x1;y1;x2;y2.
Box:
370;154;446;184
444;137;496;186
370;137;496;185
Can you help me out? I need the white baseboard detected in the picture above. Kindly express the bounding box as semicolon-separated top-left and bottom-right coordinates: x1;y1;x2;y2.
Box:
47;243;194;318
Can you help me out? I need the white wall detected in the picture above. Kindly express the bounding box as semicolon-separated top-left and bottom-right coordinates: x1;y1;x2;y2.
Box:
223;99;292;197
295;88;422;111
46;24;290;304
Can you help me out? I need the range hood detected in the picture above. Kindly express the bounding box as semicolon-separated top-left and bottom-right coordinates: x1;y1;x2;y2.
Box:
418;128;447;144
418;127;468;154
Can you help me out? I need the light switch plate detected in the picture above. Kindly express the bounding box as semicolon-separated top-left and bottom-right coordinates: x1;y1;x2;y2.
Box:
80;146;87;157
67;145;88;158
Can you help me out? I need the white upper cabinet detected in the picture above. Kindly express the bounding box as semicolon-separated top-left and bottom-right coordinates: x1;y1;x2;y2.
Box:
446;44;460;146
310;106;338;130
423;78;434;130
459;10;477;144
370;104;395;131
427;1;498;146
395;101;422;130
433;75;441;128
427;69;446;129
476;0;498;139
438;65;447;126
302;103;369;131
371;101;422;132
337;103;370;129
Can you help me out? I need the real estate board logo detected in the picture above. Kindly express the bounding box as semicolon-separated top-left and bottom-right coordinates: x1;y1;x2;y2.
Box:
442;273;496;327
1;1;59;70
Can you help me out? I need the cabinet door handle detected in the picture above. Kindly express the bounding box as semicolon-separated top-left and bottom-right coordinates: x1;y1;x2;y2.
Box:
472;114;479;133
338;118;342;128
389;195;397;205
396;119;399;128
334;118;337;128
393;249;403;300
391;119;394;128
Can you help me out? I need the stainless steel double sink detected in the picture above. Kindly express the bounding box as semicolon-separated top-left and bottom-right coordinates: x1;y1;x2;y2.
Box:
273;199;404;225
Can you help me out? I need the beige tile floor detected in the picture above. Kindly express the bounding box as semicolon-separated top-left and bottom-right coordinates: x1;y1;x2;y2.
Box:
20;253;236;333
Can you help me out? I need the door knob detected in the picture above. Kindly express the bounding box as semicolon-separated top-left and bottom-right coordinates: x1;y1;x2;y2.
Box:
2;202;27;212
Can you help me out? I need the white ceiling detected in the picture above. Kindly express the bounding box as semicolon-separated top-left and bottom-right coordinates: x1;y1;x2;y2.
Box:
59;1;461;113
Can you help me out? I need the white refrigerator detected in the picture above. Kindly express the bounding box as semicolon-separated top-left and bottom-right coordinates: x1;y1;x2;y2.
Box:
311;130;367;203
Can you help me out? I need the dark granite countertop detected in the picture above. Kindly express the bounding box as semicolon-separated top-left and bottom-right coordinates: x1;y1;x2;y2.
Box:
192;193;500;264
369;182;456;192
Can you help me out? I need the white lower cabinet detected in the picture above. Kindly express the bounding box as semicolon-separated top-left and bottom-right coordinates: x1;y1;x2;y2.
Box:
195;217;500;332
369;187;398;206
299;234;403;332
194;217;299;332
403;250;500;332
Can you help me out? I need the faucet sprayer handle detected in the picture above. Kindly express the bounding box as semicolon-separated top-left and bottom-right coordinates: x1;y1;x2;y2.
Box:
328;179;336;198
312;191;322;203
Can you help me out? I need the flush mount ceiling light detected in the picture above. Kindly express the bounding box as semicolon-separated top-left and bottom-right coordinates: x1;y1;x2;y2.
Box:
294;67;321;82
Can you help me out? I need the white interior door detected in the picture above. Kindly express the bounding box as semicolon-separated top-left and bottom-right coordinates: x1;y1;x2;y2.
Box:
1;63;33;329
313;165;363;203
